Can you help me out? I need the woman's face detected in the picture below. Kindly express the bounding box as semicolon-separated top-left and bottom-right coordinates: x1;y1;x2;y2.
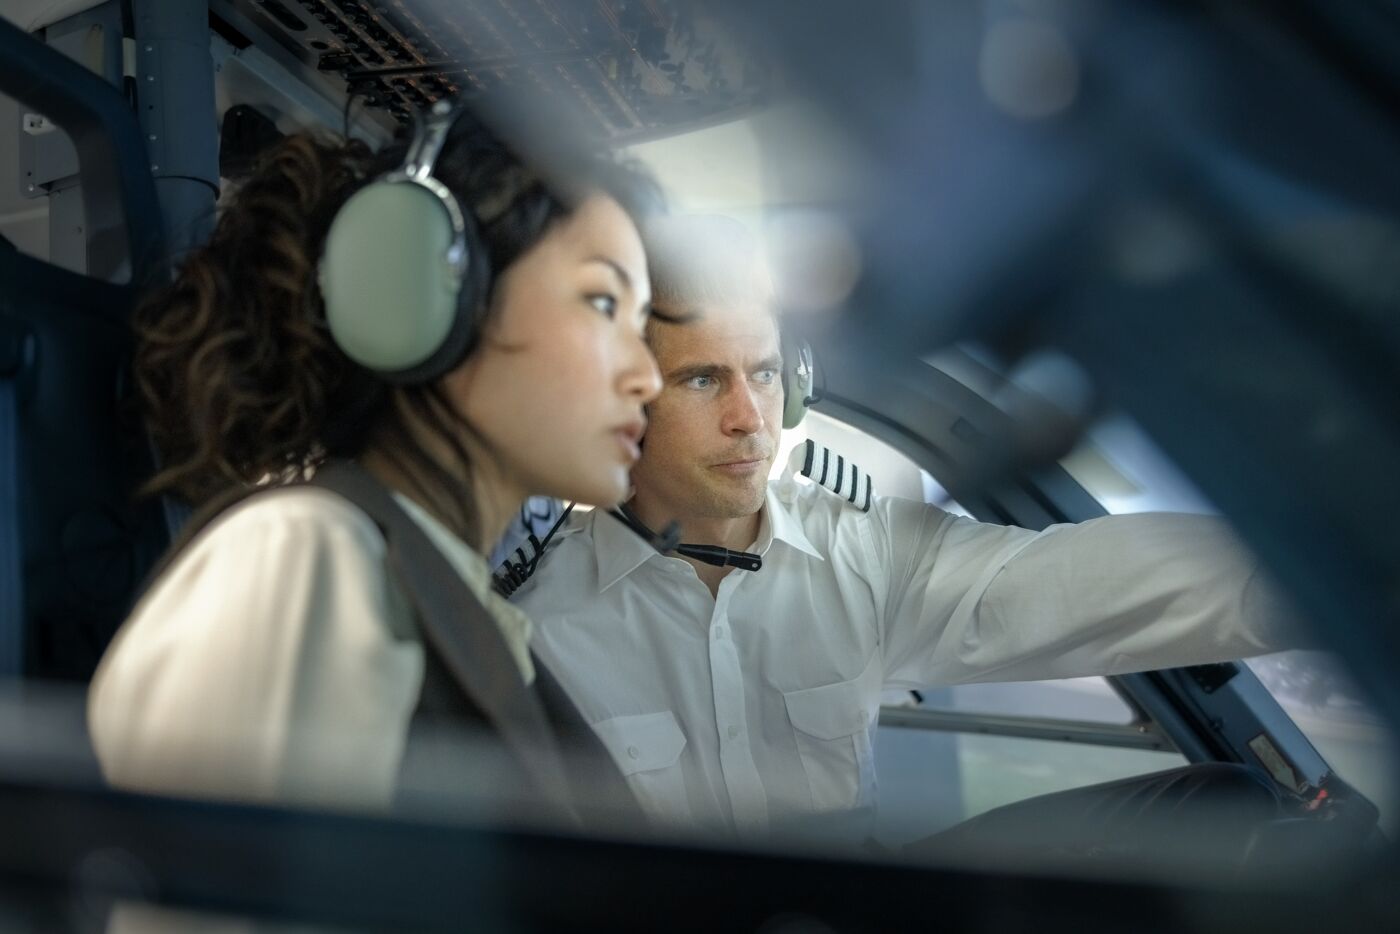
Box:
445;194;661;507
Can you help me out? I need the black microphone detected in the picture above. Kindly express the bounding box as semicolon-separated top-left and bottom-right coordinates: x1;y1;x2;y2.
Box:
607;507;763;571
675;543;763;572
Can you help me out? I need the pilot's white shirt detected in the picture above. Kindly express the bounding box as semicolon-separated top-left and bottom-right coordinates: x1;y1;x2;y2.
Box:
515;480;1295;838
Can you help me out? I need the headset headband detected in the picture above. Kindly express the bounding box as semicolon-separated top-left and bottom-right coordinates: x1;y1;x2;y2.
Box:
394;101;468;280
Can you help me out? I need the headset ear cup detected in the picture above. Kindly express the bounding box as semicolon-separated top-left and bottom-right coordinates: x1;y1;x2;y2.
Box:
782;373;806;430
320;180;487;384
322;182;460;377
780;331;814;430
388;215;489;384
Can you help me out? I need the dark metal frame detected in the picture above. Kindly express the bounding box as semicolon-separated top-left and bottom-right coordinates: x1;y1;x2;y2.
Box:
0;13;172;680
0;13;163;282
878;707;1175;752
0;774;1387;934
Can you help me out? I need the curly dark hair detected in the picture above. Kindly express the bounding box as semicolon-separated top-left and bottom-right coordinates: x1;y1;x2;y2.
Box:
134;110;658;546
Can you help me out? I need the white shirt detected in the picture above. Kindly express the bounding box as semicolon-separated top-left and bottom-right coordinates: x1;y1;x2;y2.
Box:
515;479;1295;839
88;486;534;811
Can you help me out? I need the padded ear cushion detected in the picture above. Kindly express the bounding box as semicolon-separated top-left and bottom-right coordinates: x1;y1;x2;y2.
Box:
319;180;487;384
780;331;814;430
388;213;490;386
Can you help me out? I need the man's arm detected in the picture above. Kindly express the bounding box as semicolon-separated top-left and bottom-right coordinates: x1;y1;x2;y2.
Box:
874;500;1303;689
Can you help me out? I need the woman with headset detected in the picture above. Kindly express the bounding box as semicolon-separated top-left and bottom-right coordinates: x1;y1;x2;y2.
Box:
88;102;664;825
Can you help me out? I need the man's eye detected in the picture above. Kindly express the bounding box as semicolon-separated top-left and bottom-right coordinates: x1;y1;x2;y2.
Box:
754;369;779;385
686;375;714;390
586;293;617;317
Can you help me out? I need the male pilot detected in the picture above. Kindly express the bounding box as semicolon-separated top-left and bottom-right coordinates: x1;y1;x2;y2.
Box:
514;215;1297;846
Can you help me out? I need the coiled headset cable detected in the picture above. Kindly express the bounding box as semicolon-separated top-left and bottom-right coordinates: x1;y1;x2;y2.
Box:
492;503;575;597
492;502;762;598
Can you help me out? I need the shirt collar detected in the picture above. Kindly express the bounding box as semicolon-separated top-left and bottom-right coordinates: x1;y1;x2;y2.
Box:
592;507;662;592
592;483;824;592
761;484;825;562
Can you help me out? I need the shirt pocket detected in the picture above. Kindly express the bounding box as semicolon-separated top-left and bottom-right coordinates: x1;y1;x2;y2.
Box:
590;711;692;824
782;673;877;814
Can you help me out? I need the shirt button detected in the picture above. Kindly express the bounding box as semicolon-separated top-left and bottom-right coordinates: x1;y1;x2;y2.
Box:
854;710;865;728
713;626;726;641
627;746;640;759
727;725;740;740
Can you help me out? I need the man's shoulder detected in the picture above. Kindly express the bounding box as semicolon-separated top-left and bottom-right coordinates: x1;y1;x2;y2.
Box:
770;477;846;526
769;463;881;530
763;472;888;570
769;462;964;556
510;511;603;608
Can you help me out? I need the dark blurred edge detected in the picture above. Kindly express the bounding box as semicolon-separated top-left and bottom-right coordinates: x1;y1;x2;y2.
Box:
0;13;172;683
0;776;1396;933
706;0;1400;733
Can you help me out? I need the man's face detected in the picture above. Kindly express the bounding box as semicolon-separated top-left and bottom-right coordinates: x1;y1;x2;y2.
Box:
630;303;784;522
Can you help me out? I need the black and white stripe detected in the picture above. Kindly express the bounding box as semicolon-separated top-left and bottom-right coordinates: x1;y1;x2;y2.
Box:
798;439;874;512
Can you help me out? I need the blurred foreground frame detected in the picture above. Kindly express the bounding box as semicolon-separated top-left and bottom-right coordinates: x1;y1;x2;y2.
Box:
3;0;1400;930
710;0;1400;732
0;765;1396;933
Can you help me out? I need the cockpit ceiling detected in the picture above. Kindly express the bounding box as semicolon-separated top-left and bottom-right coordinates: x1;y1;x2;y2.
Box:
216;0;765;143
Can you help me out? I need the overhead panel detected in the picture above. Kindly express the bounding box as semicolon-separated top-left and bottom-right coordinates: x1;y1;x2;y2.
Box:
216;0;765;143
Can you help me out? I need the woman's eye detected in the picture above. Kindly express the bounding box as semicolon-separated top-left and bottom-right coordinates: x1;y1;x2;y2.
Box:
686;375;714;391
586;293;617;317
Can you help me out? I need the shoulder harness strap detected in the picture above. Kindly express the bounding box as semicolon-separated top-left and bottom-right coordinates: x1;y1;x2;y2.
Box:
131;461;583;822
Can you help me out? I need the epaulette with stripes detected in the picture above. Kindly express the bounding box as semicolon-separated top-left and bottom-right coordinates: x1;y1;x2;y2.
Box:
795;439;874;512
